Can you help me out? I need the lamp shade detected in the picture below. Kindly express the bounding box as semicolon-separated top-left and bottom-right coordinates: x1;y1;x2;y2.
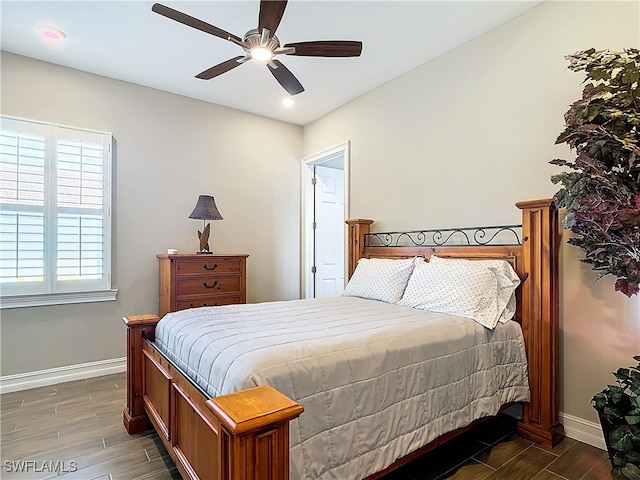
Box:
188;195;223;221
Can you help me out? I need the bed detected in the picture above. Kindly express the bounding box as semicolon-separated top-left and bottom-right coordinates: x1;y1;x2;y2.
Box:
123;198;564;480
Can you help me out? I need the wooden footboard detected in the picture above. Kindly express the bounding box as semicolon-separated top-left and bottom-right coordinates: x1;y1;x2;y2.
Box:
122;315;303;480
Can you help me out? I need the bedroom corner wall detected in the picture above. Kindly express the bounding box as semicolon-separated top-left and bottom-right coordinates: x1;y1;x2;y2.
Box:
0;52;302;377
302;1;640;428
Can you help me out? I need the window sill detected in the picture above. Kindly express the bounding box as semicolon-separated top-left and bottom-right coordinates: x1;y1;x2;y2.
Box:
0;290;118;309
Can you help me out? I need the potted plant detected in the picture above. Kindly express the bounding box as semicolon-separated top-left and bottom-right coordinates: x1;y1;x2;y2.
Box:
551;48;640;478
592;357;640;479
550;48;640;297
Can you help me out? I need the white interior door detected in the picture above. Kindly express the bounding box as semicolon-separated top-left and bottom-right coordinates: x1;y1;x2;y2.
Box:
301;142;350;299
314;165;345;297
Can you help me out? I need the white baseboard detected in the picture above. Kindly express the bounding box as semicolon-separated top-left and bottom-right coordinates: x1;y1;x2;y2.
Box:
0;357;126;394
560;412;606;451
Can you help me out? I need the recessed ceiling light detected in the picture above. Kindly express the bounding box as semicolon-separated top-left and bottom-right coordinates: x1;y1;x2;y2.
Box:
39;26;66;41
282;98;294;108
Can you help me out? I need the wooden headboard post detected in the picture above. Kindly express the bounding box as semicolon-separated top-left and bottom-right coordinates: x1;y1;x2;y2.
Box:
346;218;373;278
516;199;564;447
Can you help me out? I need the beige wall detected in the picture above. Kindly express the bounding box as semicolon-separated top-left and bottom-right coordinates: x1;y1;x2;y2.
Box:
0;52;302;376
302;1;640;423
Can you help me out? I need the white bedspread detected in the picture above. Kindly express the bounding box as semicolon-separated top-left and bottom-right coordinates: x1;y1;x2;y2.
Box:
154;296;529;480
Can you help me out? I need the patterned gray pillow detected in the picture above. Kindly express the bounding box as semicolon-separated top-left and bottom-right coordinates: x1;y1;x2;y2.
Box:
342;257;415;303
398;258;507;329
428;256;520;323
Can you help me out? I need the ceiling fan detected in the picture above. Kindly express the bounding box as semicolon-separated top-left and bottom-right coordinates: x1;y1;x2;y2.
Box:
152;1;363;96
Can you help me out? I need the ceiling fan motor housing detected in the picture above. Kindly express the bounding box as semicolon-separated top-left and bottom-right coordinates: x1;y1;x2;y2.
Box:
244;28;280;52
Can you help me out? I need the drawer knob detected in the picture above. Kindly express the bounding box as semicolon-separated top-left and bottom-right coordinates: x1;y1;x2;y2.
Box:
202;281;219;289
203;263;218;271
190;302;219;307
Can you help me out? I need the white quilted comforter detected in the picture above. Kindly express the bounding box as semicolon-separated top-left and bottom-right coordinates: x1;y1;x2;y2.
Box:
154;296;530;480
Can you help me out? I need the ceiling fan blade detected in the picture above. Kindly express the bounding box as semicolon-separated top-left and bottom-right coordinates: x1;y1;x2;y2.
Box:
195;57;244;80
284;41;363;57
267;60;304;96
152;3;242;43
258;0;287;36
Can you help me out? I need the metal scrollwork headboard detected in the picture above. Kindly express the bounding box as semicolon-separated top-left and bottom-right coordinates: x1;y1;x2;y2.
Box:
364;225;522;247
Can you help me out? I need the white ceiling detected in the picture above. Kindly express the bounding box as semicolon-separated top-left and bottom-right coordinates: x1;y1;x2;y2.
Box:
1;1;542;126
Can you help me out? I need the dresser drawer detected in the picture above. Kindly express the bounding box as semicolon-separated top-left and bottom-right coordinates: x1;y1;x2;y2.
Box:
175;276;241;297
176;258;241;276
175;295;243;311
158;253;248;317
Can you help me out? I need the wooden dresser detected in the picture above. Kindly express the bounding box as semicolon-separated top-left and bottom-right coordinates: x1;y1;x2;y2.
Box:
157;253;249;317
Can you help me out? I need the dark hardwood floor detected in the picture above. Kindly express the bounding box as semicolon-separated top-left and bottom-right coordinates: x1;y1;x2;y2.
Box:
0;372;611;479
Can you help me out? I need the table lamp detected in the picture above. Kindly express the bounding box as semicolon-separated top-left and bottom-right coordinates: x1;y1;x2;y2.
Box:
188;195;223;254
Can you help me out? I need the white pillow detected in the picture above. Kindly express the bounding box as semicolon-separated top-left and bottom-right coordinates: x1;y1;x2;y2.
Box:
342;257;415;303
429;256;520;323
398;258;508;329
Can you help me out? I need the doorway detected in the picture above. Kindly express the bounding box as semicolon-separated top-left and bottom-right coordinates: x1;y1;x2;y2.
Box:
302;142;350;299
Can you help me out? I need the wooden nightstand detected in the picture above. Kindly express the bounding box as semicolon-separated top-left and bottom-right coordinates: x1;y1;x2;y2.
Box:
157;253;249;317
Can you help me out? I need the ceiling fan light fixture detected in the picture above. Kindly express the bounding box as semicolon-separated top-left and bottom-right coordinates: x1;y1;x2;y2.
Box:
250;47;273;61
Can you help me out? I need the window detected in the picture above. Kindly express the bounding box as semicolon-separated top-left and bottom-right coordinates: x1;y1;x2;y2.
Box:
0;115;116;308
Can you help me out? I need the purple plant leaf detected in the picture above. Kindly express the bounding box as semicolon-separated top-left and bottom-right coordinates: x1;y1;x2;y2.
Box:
615;278;640;297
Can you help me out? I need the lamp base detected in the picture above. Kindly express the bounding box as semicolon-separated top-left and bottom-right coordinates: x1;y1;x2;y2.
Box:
196;250;213;254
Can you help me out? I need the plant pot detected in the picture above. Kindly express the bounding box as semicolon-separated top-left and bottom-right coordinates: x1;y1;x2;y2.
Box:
598;409;617;467
596;410;640;480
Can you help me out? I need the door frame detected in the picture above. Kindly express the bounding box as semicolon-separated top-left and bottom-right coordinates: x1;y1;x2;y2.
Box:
301;141;351;299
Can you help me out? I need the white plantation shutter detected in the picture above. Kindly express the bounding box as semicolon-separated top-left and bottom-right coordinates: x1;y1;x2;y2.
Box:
0;126;46;292
55;128;109;292
0;116;115;307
